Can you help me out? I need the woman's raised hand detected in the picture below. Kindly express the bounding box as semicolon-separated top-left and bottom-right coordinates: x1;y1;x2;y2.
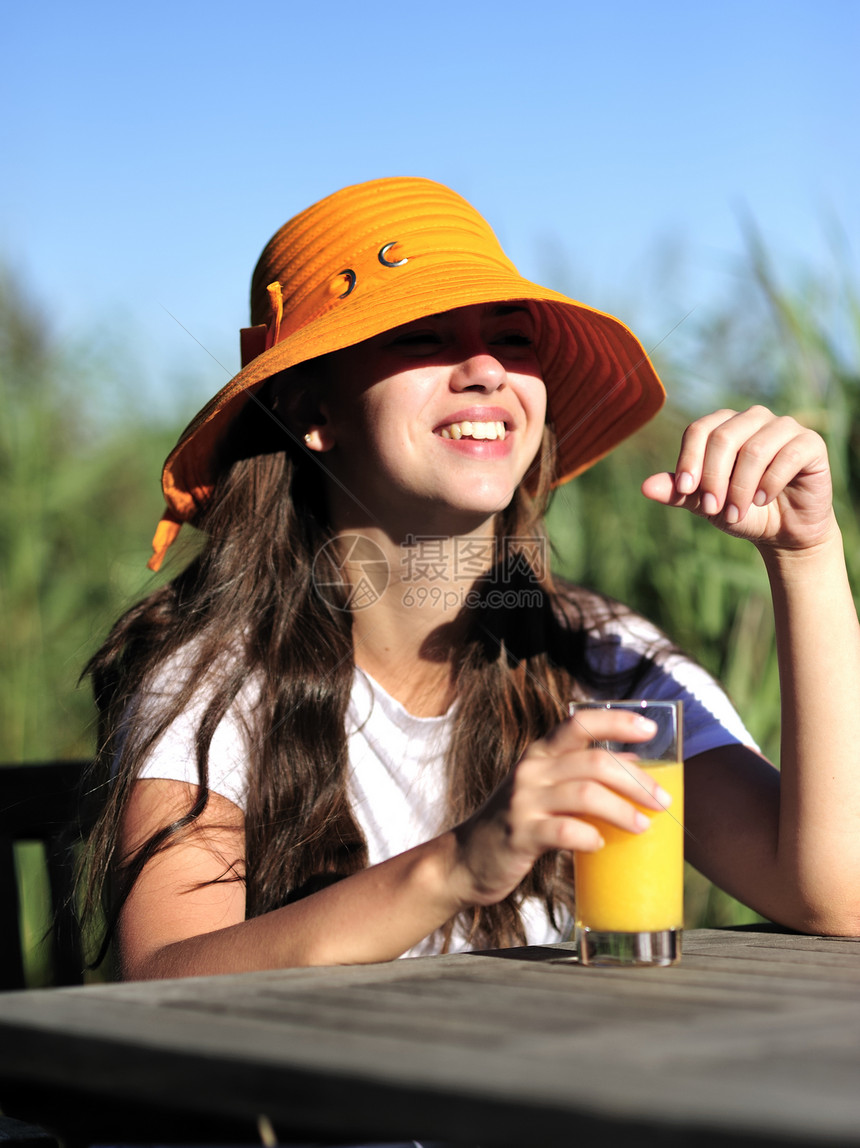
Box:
640;406;836;552
450;708;670;910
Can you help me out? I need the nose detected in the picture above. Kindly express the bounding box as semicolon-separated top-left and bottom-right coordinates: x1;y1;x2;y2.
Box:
449;353;506;393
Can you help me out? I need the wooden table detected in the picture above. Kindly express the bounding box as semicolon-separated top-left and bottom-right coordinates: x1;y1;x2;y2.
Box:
0;927;859;1147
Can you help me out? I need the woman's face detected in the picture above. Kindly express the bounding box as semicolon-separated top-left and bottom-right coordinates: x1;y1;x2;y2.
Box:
306;302;547;533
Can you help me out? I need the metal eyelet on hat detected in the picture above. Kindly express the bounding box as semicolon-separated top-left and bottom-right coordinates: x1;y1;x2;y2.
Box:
378;243;408;268
338;269;357;298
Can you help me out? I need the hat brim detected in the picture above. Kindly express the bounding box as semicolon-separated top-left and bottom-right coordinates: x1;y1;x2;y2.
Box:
162;266;665;521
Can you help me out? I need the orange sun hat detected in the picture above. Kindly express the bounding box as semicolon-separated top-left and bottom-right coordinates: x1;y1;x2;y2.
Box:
149;177;666;570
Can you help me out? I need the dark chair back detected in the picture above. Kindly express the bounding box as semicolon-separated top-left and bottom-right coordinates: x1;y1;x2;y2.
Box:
0;761;91;990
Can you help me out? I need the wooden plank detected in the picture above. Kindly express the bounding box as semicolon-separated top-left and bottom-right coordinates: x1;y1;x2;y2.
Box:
0;838;25;990
0;763;88;838
1;931;859;1145
2;1000;858;1148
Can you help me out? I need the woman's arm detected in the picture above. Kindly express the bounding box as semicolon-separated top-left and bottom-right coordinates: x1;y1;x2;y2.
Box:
643;406;860;934
118;780;464;979
118;707;672;979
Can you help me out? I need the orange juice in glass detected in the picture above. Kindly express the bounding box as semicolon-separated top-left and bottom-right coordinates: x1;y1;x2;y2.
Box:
571;700;684;967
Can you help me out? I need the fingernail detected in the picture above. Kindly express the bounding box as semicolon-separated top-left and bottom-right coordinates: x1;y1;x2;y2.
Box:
634;716;658;733
754;489;767;506
634;812;652;832
676;471;695;494
655;786;672;807
702;492;719;516
724;503;739;525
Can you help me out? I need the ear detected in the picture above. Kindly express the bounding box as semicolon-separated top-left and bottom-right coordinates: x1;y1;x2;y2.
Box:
302;424;335;452
271;367;335;452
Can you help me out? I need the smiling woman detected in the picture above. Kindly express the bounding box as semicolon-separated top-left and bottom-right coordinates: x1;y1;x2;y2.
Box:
295;303;548;532
81;176;860;992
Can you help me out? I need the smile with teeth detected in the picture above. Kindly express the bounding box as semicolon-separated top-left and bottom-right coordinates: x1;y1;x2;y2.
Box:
439;420;507;441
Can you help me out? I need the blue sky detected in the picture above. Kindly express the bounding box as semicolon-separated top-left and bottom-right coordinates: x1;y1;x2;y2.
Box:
3;0;857;421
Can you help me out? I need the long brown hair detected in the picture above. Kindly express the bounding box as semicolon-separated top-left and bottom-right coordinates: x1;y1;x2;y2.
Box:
83;379;655;961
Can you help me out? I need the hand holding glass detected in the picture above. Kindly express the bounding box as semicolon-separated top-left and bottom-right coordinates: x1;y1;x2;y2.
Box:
570;700;684;967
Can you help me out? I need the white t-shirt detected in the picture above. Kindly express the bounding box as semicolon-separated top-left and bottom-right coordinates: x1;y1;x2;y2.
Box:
136;613;756;953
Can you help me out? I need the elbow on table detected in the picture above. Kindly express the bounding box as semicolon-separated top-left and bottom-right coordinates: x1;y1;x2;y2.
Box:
802;912;860;938
775;895;860;939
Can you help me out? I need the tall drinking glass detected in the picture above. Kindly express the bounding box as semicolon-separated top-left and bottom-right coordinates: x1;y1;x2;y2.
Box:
571;700;684;967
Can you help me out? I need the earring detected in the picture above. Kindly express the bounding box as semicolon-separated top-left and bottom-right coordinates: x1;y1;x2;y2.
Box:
303;432;312;444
